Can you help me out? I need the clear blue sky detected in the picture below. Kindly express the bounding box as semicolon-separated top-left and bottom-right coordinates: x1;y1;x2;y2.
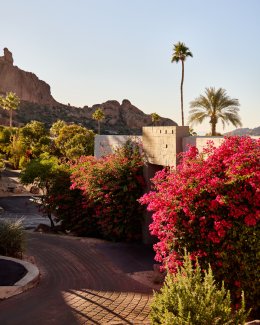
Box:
1;0;259;133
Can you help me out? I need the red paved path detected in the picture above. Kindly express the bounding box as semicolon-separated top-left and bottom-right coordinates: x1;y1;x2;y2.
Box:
0;233;154;324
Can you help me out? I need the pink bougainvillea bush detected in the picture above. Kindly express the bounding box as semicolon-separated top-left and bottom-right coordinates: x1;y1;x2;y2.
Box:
139;136;260;312
70;140;146;241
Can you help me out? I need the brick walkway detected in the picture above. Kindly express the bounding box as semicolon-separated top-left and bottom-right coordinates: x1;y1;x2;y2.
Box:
0;233;154;325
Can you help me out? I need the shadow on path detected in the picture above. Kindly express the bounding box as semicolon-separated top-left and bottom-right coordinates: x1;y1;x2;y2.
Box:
0;233;153;324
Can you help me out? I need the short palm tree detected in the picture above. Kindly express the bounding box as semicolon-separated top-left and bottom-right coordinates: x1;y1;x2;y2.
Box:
188;87;242;136
0;92;20;127
151;112;160;126
92;108;105;135
171;42;193;126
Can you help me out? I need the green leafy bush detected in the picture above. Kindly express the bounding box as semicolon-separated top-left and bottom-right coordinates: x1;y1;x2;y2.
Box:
150;252;250;325
0;219;25;257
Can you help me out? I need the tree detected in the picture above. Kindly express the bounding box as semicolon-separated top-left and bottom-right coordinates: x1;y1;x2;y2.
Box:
55;124;95;159
171;42;193;126
188;87;242;136
92;108;105;134
19;121;49;158
151;113;160;126
0;92;20;127
20;154;67;227
50;120;67;138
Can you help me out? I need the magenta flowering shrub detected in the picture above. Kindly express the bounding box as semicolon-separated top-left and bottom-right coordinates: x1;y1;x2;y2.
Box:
139;136;260;311
70;141;145;241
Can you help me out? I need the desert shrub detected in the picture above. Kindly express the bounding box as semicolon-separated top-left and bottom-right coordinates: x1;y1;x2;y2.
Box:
139;136;260;312
0;219;25;257
70;140;146;241
150;252;250;325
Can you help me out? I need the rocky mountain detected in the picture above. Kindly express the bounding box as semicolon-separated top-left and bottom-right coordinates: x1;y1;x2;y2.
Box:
0;48;177;134
0;48;57;106
224;127;260;136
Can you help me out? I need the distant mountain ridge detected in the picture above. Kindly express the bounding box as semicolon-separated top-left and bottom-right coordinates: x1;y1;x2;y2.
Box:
0;48;177;134
224;127;260;136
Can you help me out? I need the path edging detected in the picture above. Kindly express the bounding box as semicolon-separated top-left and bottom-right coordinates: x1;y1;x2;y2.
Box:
0;255;39;299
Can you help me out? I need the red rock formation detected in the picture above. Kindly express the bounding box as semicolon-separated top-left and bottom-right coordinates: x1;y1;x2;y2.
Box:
0;48;177;133
0;48;57;106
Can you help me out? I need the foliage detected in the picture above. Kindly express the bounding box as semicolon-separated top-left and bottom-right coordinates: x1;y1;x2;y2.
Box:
0;127;26;169
20;153;66;227
171;42;193;126
50;119;67;137
92;107;105;134
189;127;197;136
0;122;49;169
0;219;25;258
0;126;13;155
188;87;242;136
0;92;20;127
19;120;49;157
151;113;160;126
8;132;26;169
139;136;260;311
54;124;95;159
70;140;145;241
45;171;98;237
0;121;95;169
20;120;48;144
150;252;249;325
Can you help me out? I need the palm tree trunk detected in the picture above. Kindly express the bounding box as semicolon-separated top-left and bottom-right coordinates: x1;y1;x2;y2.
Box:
10;109;13;127
211;112;217;136
180;60;185;126
212;122;216;136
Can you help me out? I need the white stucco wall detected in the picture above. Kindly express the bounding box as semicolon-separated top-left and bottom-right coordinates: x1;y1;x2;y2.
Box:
182;136;224;153
94;135;142;158
95;132;260;162
183;135;260;153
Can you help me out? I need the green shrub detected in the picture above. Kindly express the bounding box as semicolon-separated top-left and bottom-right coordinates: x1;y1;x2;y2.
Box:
0;219;25;258
150;252;250;325
19;156;28;169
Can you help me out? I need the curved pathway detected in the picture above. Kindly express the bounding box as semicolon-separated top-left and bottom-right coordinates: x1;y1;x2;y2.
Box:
0;233;153;325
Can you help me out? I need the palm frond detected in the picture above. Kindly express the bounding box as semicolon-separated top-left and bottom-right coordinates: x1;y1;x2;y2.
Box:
188;111;208;126
189;87;241;131
171;42;193;62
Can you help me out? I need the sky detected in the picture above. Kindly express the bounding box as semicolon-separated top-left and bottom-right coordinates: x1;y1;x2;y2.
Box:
1;0;259;134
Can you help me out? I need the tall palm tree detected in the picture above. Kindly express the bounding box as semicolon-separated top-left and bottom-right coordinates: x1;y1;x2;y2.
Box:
171;42;193;126
188;87;242;136
0;92;20;127
92;108;105;135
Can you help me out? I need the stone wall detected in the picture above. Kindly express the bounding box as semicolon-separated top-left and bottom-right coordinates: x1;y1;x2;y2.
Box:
142;126;190;167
